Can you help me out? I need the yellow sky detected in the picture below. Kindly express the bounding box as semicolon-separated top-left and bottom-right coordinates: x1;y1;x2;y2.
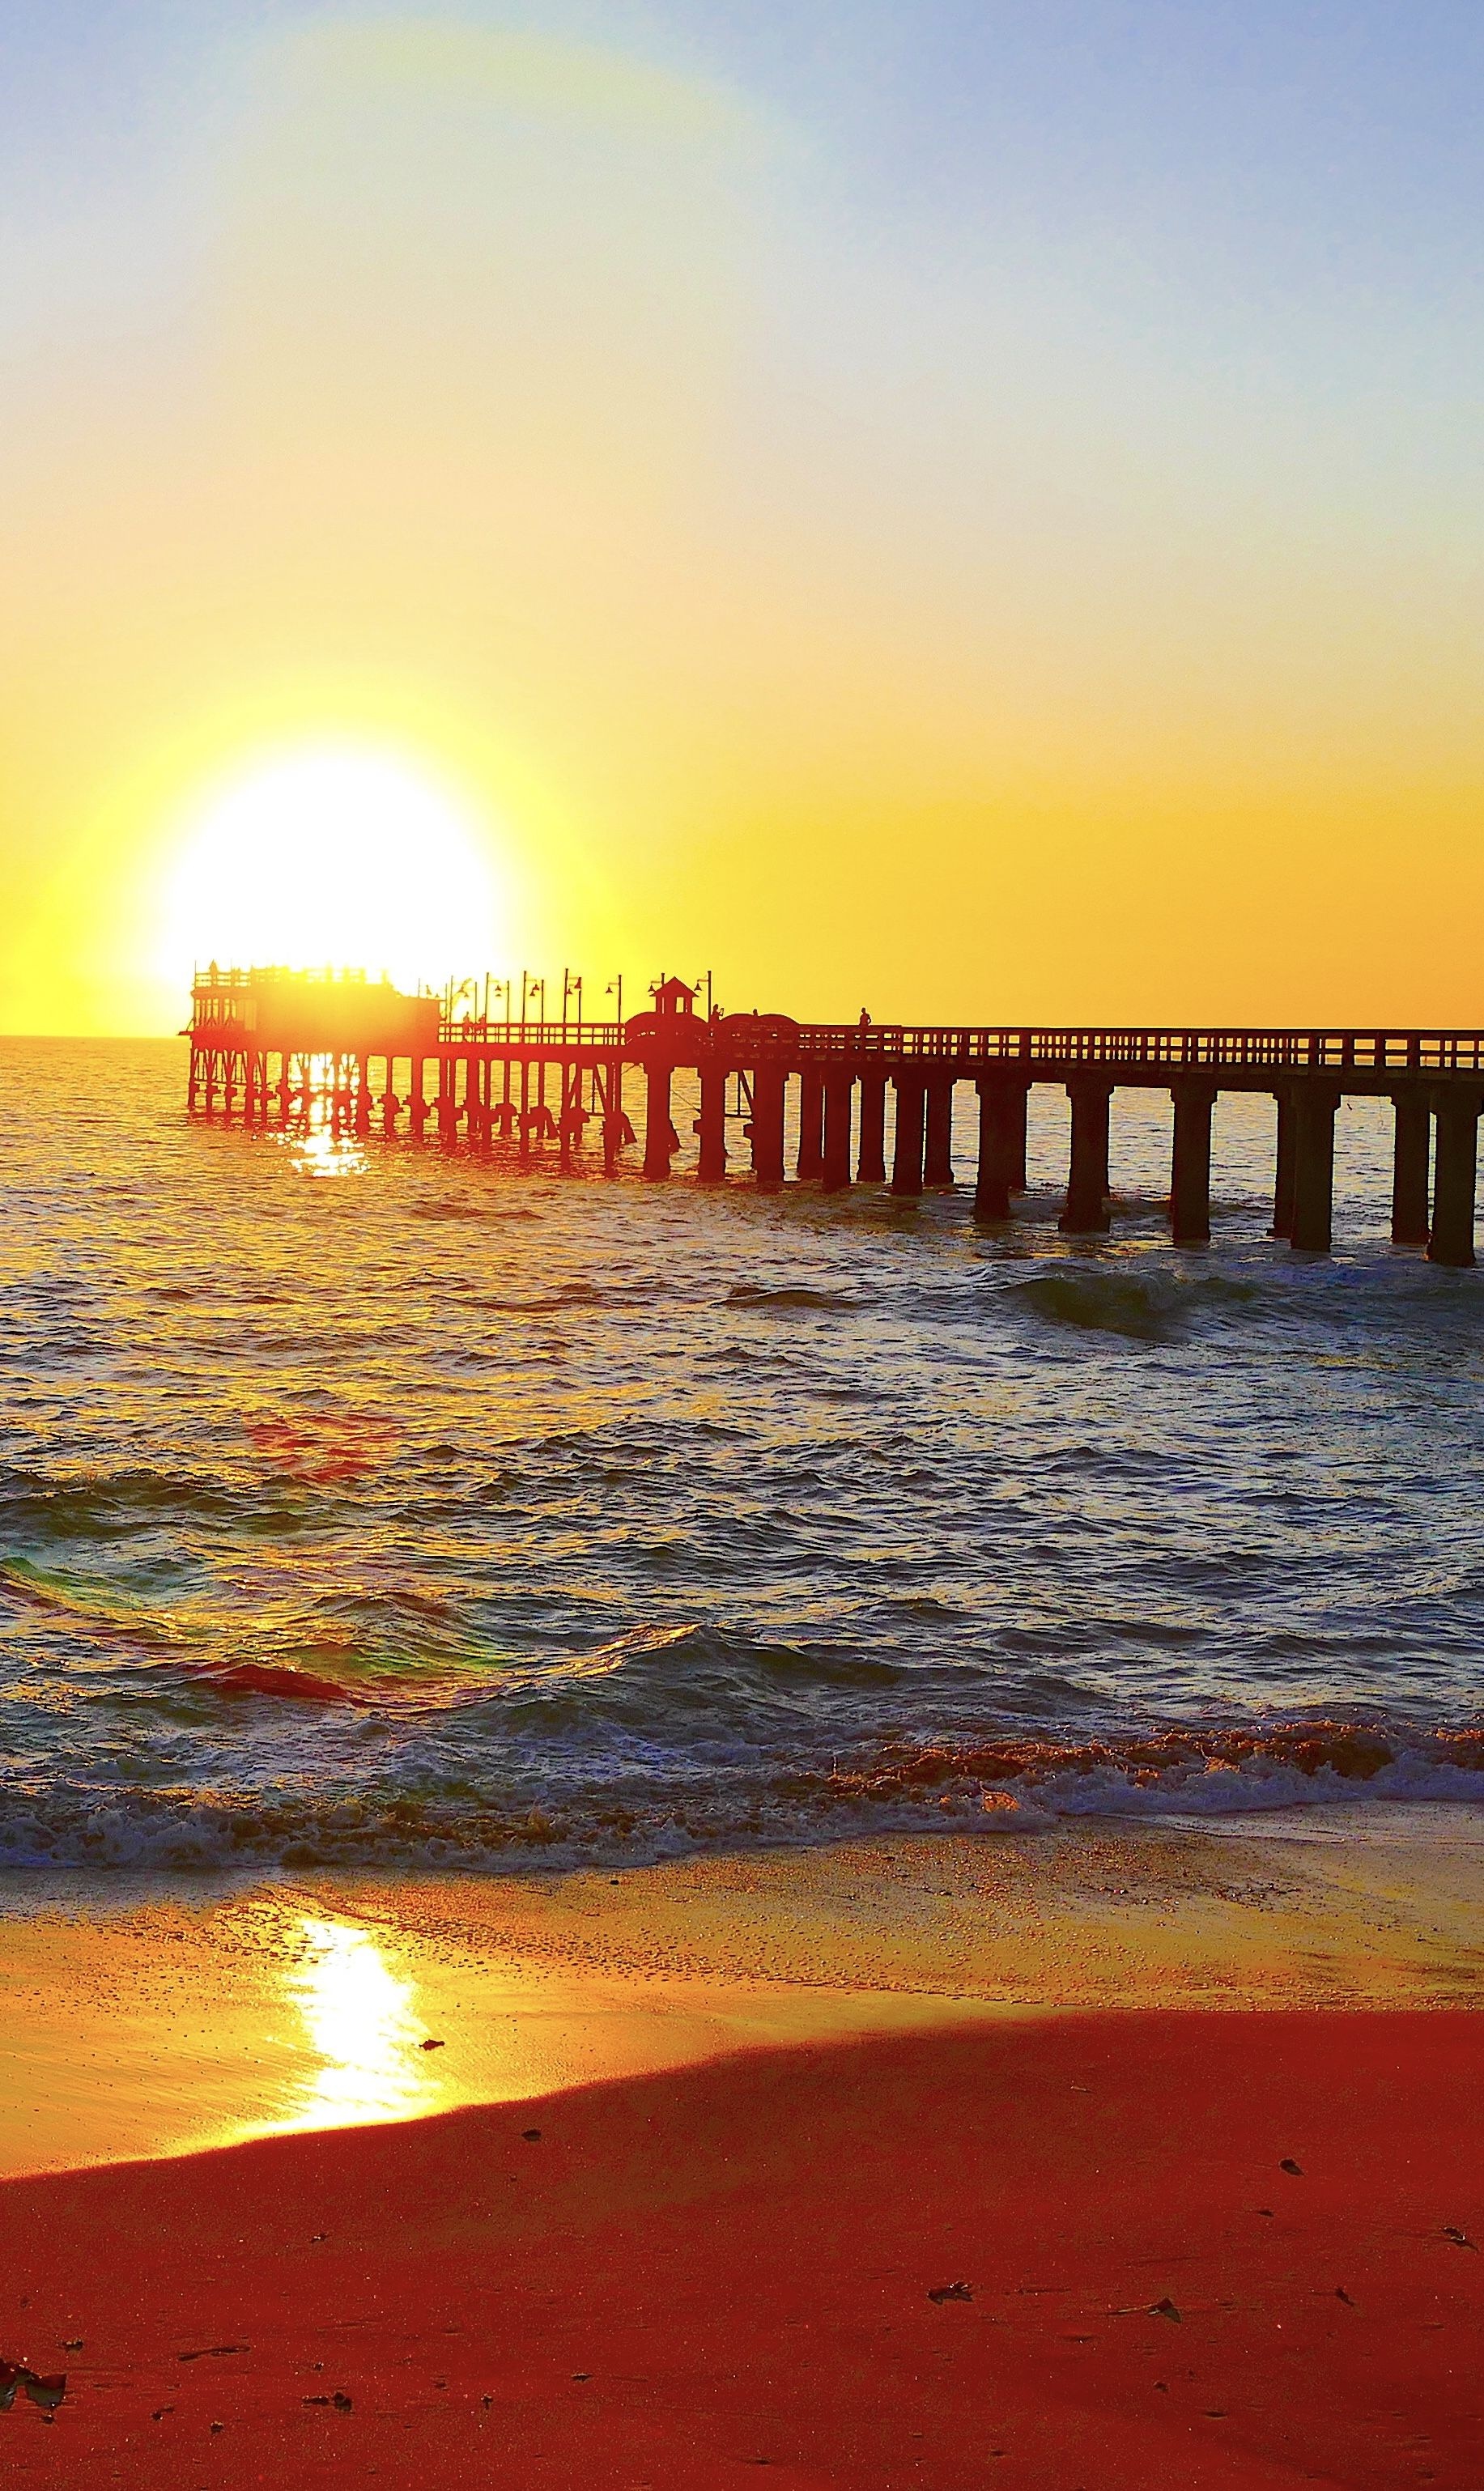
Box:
3;14;1482;1034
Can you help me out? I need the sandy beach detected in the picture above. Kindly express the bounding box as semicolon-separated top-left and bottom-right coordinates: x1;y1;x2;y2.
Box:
0;1810;1478;2486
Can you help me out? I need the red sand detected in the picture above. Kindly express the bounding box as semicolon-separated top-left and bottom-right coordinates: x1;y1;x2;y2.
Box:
0;2010;1478;2489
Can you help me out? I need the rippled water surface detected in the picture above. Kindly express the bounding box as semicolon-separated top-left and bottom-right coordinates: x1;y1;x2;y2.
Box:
2;1037;1480;1870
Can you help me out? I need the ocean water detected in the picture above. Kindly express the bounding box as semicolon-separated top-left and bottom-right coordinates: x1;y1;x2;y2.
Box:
1;1035;1480;1875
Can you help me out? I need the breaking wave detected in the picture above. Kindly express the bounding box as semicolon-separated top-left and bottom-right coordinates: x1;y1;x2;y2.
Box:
0;1711;1477;1876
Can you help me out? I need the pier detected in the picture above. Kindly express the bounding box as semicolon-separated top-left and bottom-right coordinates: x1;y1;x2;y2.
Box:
187;967;1484;1266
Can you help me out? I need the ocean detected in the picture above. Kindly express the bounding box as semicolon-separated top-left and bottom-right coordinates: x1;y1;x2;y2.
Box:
1;1035;1480;1875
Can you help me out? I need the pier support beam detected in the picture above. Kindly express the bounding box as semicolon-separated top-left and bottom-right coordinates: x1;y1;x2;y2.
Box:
796;1070;824;1180
1390;1095;1431;1245
1060;1078;1113;1235
696;1067;728;1184
1169;1080;1217;1245
602;1059;627;1177
1270;1090;1297;1238
749;1065;786;1190
410;1058;426;1138
857;1074;887;1183
924;1077;956;1186
821;1073;853;1191
643;1061;674;1181
1291;1084;1340;1252
890;1074;927;1197
1427;1090;1482;1269
973;1078;1030;1221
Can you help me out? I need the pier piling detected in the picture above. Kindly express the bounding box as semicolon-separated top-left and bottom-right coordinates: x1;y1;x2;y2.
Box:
890;1074;927;1197
973;1077;1028;1220
797;1070;825;1181
821;1073;853;1192
1427;1091;1482;1268
751;1065;786;1189
1170;1080;1216;1245
697;1067;729;1184
1390;1096;1432;1246
1270;1090;1297;1238
1060;1078;1113;1235
643;1061;674;1180
857;1073;887;1183
924;1078;956;1187
1291;1085;1339;1252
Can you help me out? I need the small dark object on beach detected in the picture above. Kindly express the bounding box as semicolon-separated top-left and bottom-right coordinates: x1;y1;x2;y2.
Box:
1154;2382;1168;2392
521;2128;542;2142
1336;2286;1354;2306
0;2358;66;2417
310;2234;327;2244
481;2394;493;2409
333;2391;352;2411
927;2282;973;2303
420;2038;444;2052
1150;2298;1181;2322
179;2344;246;2361
304;2395;330;2406
1443;2225;1477;2250
1280;2157;1303;2176
572;2371;591;2381
151;2407;172;2421
210;2421;224;2434
1257;2207;1274;2217
62;2340;83;2351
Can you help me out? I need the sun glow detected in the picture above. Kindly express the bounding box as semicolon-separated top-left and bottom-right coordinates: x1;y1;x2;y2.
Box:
159;745;502;987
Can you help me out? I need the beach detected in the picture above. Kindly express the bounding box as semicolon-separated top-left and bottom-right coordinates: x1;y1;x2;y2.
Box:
0;1810;1478;2486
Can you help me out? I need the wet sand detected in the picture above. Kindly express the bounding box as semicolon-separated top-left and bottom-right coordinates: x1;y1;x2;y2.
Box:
0;1809;1478;2484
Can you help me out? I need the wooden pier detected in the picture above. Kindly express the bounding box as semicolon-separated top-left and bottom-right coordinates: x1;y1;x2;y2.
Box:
186;967;1484;1266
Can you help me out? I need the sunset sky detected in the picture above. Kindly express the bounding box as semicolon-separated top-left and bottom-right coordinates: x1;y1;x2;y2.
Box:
4;2;1483;1033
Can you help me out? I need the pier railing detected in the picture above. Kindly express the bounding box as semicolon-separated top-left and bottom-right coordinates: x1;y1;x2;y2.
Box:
787;1027;1484;1074
415;1017;1484;1074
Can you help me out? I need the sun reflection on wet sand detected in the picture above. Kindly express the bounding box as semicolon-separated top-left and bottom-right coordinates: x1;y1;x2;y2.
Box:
287;1915;439;2129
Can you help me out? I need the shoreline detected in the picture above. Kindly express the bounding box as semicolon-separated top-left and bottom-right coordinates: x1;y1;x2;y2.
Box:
0;1802;1476;2179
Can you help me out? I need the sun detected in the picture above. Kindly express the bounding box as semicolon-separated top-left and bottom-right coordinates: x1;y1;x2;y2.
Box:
158;743;502;988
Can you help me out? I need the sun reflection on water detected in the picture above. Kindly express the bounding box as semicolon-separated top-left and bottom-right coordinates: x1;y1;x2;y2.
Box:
274;1116;368;1180
288;1915;439;2128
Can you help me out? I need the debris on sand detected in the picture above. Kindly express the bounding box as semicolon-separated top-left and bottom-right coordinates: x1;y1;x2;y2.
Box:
927;2282;973;2304
0;2358;66;2417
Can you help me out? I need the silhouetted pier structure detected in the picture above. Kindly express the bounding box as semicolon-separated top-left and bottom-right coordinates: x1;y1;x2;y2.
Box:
187;967;1484;1267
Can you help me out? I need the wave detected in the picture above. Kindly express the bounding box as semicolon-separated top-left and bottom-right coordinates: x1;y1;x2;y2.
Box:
789;1720;1484;1814
0;1711;1476;1876
1007;1267;1259;1339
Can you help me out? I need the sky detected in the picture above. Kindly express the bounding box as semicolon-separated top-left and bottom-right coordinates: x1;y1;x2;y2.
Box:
2;1;1483;1031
